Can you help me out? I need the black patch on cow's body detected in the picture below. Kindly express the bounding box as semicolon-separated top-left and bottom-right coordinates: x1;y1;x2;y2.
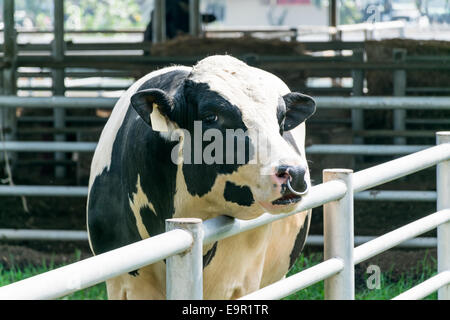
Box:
203;241;218;268
88;68;189;255
179;81;254;197
223;181;254;207
288;211;311;270
129;269;139;277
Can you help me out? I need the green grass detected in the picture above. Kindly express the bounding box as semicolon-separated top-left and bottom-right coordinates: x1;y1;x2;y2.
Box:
0;250;438;300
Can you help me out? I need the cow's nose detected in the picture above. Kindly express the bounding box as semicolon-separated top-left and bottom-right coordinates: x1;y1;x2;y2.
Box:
274;165;308;195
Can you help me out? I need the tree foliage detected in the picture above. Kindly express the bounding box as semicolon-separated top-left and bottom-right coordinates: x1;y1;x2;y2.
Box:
3;0;148;30
65;0;146;30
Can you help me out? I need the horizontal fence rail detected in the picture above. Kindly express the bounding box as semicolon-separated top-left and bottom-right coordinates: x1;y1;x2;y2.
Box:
0;132;449;300
392;271;450;300
0;185;438;203
0;229;88;241
353;209;450;265
238;209;450;300
0;96;449;110
0;96;117;109
353;144;450;192
0;228;438;248
0;142;97;152
0;141;434;155
306;144;429;155
0;229;194;300
239;258;345;300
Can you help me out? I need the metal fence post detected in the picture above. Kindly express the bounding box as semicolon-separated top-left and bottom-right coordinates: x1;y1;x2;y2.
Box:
437;132;450;300
166;218;203;300
323;169;355;300
1;0;17;162
189;0;201;37
393;49;407;145
152;0;166;43
53;0;66;178
351;48;365;146
289;27;298;42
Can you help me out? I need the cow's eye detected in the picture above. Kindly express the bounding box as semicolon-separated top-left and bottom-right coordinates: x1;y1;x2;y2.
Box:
203;114;218;124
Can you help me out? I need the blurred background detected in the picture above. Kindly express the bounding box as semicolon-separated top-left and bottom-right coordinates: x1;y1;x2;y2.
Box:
0;0;449;299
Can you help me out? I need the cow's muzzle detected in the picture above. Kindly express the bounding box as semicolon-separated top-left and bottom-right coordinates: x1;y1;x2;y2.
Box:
271;165;309;205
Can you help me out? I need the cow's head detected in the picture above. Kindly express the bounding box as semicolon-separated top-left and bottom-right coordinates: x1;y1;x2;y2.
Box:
131;55;315;220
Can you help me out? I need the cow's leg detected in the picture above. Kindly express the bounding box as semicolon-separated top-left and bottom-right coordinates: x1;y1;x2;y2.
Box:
260;209;310;288
106;262;166;300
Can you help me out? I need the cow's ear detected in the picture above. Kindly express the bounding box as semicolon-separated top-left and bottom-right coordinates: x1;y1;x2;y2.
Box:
283;92;316;131
130;88;174;130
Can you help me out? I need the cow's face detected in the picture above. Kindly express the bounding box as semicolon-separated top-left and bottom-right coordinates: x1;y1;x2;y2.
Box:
131;56;315;220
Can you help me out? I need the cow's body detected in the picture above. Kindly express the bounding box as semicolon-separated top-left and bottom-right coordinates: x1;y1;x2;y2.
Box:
87;56;314;299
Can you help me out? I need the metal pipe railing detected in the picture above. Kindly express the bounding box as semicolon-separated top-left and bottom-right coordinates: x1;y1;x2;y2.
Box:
0;185;439;203
202;180;347;246
0;229;88;241
0;141;437;156
0;185;88;196
355;190;436;202
392;271;450;300
0;229;193;300
307;235;438;248
0;132;448;300
238;210;450;301
0;96;448;110
353;209;450;265
354;143;450;193
239;132;450;300
0;96;116;108
0;228;439;249
437;132;450;299
323;169;354;300
306;144;429;155
315;97;450;110
0;141;96;152
239;258;344;300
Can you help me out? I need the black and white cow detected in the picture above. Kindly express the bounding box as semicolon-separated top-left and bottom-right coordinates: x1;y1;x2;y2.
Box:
87;55;316;299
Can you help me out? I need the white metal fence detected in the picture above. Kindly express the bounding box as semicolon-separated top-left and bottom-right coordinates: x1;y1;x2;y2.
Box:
0;131;448;300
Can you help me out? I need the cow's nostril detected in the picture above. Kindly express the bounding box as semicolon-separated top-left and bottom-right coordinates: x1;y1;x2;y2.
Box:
276;172;288;179
285;166;307;194
275;165;289;178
